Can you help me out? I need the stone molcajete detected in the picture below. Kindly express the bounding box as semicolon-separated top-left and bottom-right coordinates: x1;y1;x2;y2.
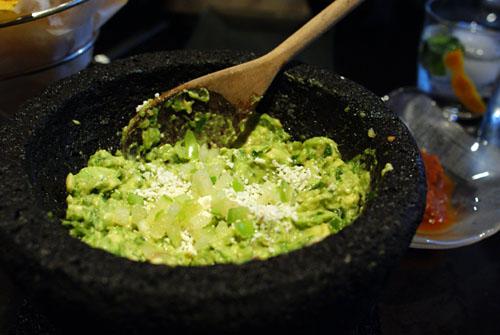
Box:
0;50;426;334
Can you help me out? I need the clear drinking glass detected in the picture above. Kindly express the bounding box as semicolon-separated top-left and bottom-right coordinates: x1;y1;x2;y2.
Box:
417;0;500;120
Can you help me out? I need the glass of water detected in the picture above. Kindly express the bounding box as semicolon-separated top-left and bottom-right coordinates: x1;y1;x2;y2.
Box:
417;0;500;120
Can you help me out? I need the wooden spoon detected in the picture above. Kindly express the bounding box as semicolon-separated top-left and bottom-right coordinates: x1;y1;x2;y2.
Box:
122;0;364;154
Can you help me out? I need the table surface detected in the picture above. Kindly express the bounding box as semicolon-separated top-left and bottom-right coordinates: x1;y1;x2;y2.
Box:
1;1;499;334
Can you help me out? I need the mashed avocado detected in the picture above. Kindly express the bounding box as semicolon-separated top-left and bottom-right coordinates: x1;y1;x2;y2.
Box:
63;95;372;266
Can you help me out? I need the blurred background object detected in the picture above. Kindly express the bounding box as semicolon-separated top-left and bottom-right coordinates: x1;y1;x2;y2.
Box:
94;0;334;70
0;0;428;118
94;0;427;96
323;0;427;95
416;0;500;120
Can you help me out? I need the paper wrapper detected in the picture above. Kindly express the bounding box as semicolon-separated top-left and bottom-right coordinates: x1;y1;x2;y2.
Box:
0;0;127;116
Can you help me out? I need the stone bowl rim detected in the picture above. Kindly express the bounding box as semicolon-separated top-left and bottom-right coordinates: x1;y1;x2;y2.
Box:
0;49;426;330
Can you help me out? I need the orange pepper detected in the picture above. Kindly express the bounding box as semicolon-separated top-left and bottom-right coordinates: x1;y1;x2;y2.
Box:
443;49;486;115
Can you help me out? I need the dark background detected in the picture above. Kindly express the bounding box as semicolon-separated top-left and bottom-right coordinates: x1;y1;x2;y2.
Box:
92;0;427;97
1;0;499;334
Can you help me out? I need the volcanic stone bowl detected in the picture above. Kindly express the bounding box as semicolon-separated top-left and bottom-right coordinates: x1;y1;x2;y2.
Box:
0;50;426;334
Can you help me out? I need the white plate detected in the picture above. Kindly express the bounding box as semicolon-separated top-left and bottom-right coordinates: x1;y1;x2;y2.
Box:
385;87;500;249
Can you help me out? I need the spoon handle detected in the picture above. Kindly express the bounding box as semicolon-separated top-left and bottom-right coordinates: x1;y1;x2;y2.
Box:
268;0;364;66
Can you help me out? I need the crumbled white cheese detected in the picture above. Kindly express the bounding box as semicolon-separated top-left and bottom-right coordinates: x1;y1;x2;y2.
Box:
130;143;321;249
136;99;150;112
275;163;311;192
253;231;263;239
134;166;191;209
198;195;212;211
225;182;298;224
179;230;197;255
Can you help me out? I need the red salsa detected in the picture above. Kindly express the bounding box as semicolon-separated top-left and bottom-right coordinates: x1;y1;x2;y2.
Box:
418;150;456;233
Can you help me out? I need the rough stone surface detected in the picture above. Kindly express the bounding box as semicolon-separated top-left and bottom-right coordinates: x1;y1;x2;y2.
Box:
0;50;426;334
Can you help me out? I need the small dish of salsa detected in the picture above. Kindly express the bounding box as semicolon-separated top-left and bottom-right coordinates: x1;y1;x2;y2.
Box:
386;87;500;249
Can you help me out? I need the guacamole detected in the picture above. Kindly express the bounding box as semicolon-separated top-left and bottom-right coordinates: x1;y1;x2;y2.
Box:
63;95;372;266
